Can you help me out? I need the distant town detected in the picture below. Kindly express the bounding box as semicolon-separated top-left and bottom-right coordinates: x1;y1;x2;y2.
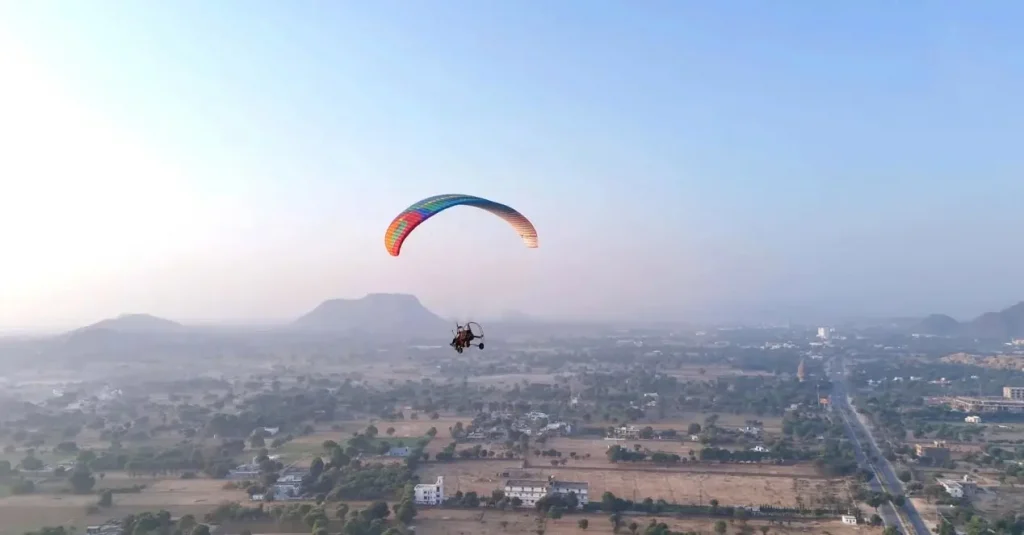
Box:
2;295;1024;535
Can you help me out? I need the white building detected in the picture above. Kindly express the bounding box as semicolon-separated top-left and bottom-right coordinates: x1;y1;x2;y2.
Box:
414;476;445;505
550;480;589;505
841;515;857;525
965;415;982;424
504;478;589;508
505;480;550;507
938;479;964;498
817;327;833;340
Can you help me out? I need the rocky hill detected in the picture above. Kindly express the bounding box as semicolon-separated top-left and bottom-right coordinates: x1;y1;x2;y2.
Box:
72;313;184;334
292;293;448;337
913;314;961;336
913;302;1024;339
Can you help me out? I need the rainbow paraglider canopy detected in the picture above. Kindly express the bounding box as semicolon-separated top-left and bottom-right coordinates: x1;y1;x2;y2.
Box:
384;194;538;257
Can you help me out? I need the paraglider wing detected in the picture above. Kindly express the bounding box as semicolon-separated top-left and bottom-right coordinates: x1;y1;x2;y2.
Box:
384;194;538;257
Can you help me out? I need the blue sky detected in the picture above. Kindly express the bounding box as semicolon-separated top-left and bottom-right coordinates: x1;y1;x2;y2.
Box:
1;1;1022;328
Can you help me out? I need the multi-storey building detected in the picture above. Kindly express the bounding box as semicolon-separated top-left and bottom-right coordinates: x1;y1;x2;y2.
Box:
414;476;445;505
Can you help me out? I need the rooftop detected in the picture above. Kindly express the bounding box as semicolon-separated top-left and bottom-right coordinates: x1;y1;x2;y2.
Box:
505;479;550;488
551;480;588;490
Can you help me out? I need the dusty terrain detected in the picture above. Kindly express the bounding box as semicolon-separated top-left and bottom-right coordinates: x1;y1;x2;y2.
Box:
0;478;247;535
413;508;871;535
940;352;1024;370
417;461;842;508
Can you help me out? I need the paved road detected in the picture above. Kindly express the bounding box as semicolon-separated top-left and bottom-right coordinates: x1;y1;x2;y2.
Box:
831;364;930;535
830;379;900;528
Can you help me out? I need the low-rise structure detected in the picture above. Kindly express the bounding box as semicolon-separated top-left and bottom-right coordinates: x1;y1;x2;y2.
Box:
550;480;589;505
841;515;857;525
965;415;982;424
915;442;951;464
86;522;124;535
948;396;1024;413
503;477;589;508
938;479;964;498
414;476;445;505
504;479;550;508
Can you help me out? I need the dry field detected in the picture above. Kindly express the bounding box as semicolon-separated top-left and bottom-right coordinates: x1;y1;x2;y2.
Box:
0;478;247;535
535;438;819;477
667;365;775;380
305;416;470;439
469;373;562;387
417;462;842;508
278;416;473;461
655;414;785;434
971;484;1024;519
414;508;871;535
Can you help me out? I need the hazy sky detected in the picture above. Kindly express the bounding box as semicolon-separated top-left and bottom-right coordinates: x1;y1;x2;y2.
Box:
1;1;1023;330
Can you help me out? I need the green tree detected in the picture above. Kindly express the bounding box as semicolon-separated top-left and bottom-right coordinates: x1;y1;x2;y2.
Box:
336;503;350;520
98;489;113;507
397;501;417;524
578;519;589;529
897;470;912;483
714;520;728;534
20;455;43;471
610;513;622;533
366;425;379;438
68;466;96;493
192;525;212;535
881;527;899;535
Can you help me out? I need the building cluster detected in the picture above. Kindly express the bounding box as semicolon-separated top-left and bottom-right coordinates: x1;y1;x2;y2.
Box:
468;411;573;440
502;476;589;508
946;386;1024;413
228;454;283;479
251;472;305;501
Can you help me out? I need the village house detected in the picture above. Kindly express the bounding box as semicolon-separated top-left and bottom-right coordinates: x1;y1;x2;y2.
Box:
414;476;445;505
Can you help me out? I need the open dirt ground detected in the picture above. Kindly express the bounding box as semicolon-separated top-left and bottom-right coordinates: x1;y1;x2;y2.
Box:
414;508;873;535
0;478;246;535
417;462;842;507
536;438;820;477
278;416;471;461
648;414;785;433
667;365;775;380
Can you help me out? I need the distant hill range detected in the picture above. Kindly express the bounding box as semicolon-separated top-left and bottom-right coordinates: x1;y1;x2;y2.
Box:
913;301;1024;339
73;313;185;334
292;293;448;336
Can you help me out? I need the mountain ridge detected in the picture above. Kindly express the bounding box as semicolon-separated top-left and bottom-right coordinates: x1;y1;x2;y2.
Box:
292;293;449;336
913;301;1024;339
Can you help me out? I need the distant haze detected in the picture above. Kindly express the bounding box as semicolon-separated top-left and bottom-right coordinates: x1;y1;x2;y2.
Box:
1;3;1023;330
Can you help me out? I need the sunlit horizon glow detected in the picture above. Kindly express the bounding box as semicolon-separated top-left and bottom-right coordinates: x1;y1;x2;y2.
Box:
1;2;1023;331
